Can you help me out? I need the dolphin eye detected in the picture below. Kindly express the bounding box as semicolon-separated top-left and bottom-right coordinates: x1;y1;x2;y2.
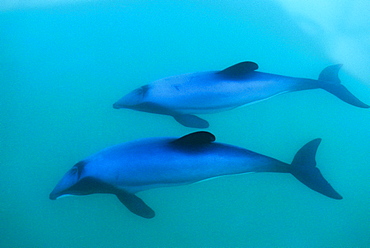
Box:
137;85;149;96
71;161;86;179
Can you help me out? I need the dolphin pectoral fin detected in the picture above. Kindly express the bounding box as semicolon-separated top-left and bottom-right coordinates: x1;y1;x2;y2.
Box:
217;61;258;79
115;191;155;219
173;114;209;128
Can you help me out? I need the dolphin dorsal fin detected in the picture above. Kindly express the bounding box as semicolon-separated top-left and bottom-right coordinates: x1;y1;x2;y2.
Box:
171;131;215;145
217;61;258;79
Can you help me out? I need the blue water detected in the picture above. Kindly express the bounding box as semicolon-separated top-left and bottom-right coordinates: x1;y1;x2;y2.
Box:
1;1;369;247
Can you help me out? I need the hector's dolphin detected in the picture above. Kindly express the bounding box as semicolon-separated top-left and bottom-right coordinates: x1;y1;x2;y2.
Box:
50;132;342;218
113;62;369;128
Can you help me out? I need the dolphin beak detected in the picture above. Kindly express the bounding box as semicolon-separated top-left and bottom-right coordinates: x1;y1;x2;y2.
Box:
49;182;68;200
113;102;122;109
113;86;148;109
49;188;62;200
113;96;130;109
49;168;79;200
49;192;57;200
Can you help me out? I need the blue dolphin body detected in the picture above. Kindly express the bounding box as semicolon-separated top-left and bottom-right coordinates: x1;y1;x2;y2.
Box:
113;62;369;128
50;132;342;218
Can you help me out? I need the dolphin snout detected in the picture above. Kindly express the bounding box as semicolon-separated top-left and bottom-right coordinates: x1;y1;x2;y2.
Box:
113;87;147;109
113;98;130;109
113;102;122;109
49;191;59;200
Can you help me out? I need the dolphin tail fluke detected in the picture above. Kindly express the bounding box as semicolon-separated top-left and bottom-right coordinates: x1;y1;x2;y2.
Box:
289;139;343;200
318;64;369;108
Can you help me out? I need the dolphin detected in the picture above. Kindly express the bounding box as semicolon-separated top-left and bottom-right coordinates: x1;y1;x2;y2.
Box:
50;131;342;219
113;62;369;128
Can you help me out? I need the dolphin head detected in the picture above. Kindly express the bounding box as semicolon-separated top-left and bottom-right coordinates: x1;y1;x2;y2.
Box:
49;161;89;200
50;159;156;218
113;85;150;110
50;160;118;200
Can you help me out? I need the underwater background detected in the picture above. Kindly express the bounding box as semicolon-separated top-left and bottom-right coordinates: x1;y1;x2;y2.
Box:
1;0;369;247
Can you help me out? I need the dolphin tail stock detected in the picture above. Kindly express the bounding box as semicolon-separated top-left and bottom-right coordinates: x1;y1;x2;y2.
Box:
289;138;343;200
318;64;369;108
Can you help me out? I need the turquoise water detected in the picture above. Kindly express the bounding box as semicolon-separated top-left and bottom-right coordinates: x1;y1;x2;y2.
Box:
1;1;369;247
